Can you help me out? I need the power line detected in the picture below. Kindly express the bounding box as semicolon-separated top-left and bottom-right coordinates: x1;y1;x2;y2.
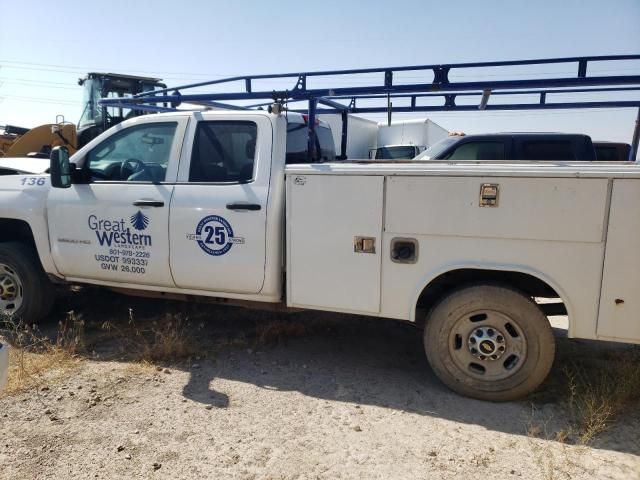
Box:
0;60;228;78
0;80;77;90
1;59;638;84
0;94;81;106
0;76;72;86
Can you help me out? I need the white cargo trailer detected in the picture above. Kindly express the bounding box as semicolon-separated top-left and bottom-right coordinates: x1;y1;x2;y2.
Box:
319;116;449;160
377;118;449;147
318;114;378;159
370;119;449;159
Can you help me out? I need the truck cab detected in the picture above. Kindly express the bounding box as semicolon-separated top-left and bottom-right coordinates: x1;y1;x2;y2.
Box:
45;110;336;301
47;111;287;300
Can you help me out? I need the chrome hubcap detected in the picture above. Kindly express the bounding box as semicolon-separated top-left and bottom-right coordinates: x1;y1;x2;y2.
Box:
468;326;506;361
0;263;23;315
449;310;527;381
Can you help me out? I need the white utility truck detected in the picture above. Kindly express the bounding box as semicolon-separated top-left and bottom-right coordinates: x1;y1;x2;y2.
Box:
1;109;639;401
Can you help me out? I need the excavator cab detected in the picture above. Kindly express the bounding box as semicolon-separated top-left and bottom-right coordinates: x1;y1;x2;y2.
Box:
0;73;166;159
77;73;166;148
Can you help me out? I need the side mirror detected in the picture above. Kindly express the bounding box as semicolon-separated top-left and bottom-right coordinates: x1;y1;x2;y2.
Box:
50;146;71;188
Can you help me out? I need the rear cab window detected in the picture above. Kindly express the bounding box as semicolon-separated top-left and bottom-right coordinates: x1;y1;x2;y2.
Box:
286;122;336;164
595;146;619;161
189;121;257;183
595;144;631;161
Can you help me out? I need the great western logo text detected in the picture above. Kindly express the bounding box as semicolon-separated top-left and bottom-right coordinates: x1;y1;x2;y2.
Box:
88;211;151;247
88;211;152;275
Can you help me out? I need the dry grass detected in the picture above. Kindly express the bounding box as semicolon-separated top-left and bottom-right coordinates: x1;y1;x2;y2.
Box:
1;312;84;396
101;309;199;363
563;349;640;444
526;410;592;480
255;318;311;345
528;347;640;446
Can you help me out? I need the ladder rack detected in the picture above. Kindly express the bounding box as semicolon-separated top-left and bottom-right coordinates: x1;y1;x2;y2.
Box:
100;55;640;160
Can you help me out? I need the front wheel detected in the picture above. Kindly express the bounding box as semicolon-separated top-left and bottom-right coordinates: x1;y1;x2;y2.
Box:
424;284;555;402
0;242;55;324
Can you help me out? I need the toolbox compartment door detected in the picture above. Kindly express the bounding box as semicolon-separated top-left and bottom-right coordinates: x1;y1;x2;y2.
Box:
597;179;640;343
286;175;383;314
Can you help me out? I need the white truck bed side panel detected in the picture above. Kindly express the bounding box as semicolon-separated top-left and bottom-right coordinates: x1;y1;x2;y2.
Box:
379;235;604;339
380;175;609;338
597;179;640;343
385;176;608;242
286;175;383;313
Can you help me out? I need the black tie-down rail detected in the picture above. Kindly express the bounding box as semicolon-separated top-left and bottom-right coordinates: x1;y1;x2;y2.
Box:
100;55;640;160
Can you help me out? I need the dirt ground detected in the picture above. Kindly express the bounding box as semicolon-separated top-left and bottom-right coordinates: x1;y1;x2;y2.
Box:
1;289;639;480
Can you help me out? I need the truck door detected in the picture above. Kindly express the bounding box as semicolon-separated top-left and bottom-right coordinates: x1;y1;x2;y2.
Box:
168;113;272;294
47;117;188;287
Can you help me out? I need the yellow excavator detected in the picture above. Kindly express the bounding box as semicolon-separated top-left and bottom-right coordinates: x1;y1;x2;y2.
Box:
0;121;77;157
0;72;166;158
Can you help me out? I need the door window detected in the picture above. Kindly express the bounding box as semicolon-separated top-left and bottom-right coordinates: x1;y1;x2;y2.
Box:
374;145;418;160
445;141;506;160
85;122;177;182
189;121;257;183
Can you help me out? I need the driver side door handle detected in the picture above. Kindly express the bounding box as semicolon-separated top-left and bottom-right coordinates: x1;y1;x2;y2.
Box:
226;203;261;211
133;200;164;207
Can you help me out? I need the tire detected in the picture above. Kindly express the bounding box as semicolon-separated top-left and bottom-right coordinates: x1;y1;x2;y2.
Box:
0;242;55;324
424;284;555;402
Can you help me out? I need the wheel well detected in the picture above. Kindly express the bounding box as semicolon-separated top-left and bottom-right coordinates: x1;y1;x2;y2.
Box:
415;269;565;327
0;218;36;246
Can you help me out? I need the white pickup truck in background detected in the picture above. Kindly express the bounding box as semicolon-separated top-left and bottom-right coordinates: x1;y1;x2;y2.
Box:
0;109;639;401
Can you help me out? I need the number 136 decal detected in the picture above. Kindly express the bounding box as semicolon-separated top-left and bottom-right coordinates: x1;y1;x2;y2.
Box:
21;177;47;186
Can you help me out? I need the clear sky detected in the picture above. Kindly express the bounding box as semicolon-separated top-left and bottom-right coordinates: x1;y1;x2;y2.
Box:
1;0;639;150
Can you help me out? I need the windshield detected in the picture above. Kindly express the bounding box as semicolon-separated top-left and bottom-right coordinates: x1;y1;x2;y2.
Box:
374;145;418;160
78;78;102;129
414;137;460;160
78;79;165;130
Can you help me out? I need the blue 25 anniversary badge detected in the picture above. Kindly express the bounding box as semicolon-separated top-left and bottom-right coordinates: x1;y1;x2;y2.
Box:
188;215;245;256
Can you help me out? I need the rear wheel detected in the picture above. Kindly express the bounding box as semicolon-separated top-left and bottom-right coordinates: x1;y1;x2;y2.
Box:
0;242;55;324
424;284;555;402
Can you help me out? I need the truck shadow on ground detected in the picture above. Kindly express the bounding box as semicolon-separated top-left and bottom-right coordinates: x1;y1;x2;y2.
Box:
43;288;640;457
